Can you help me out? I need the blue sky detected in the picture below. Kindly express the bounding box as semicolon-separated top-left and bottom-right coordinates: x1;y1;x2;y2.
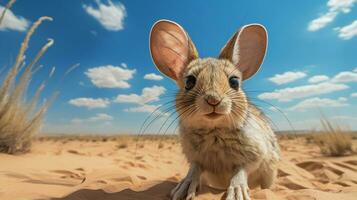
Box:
0;0;357;134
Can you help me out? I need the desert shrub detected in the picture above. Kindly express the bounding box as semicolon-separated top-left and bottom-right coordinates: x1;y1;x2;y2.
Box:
312;118;353;156
0;1;54;154
158;142;164;149
117;141;128;149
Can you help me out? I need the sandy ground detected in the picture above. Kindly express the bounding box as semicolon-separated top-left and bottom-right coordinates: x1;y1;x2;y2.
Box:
0;136;357;200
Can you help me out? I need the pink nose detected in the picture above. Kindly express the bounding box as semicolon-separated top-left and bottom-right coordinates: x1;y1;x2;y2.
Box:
205;94;221;106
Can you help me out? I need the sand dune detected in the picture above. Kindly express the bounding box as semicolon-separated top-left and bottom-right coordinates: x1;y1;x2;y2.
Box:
0;136;356;200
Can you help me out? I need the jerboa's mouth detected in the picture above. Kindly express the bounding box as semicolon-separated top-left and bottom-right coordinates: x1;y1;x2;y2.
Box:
205;112;223;119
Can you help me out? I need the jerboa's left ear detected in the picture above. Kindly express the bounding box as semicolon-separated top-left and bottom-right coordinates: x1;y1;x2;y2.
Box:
150;20;199;81
219;24;267;80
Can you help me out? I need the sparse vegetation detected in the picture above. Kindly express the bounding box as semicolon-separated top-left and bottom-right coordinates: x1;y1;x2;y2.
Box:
158;142;164;149
117;142;128;149
311;118;353;156
0;0;54;154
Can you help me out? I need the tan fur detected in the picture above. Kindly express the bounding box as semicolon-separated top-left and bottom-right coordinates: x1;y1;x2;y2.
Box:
150;20;279;200
174;58;280;190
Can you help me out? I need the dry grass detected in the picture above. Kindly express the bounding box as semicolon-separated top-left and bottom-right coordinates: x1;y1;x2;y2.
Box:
0;1;54;154
36;134;180;150
311;118;353;156
158;142;164;149
117;142;128;149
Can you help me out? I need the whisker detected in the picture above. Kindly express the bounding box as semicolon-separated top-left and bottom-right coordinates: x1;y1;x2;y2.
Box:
248;97;296;135
140;104;176;136
156;100;196;135
163;105;197;136
138;99;176;135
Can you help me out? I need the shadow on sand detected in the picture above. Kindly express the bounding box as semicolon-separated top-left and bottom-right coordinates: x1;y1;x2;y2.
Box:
53;180;224;200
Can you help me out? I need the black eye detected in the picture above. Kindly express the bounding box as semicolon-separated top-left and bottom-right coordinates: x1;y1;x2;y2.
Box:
185;75;196;90
229;76;239;90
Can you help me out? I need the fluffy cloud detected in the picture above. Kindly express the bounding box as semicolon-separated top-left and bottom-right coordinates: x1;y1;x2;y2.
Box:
268;71;307;85
83;0;126;31
335;20;357;40
124;104;160;113
332;71;357;83
308;12;337;32
114;85;166;104
258;82;349;102
308;0;357;31
72;113;113;123
68;98;110;109
0;6;29;32
85;64;135;88
115;85;166;114
351;93;357;97
328;0;357;13
144;73;163;81
308;75;330;83
288;97;348;111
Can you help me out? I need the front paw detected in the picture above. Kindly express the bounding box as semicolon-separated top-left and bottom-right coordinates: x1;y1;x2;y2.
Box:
170;177;199;200
225;184;251;200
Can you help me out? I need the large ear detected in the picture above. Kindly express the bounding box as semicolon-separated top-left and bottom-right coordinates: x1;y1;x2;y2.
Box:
219;24;267;80
150;20;198;80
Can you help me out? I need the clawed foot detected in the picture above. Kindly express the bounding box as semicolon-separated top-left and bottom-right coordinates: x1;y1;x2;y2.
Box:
225;169;251;200
225;184;251;200
170;164;200;200
170;176;199;200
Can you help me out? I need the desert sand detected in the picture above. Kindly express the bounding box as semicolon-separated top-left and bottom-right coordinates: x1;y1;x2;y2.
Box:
0;135;357;200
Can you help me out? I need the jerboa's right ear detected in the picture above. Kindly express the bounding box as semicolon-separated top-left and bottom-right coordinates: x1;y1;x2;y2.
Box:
219;24;267;80
150;20;198;80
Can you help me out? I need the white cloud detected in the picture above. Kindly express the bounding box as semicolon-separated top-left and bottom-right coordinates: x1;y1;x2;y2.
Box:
68;98;110;109
353;67;357;72
308;11;337;32
144;73;164;81
114;85;166;104
0;6;29;32
288;97;348;111
115;85;166;114
121;63;128;68
72;113;113;123
124;104;160;113
335;20;357;40
351;93;357;97
85;64;135;88
83;0;126;31
308;0;357;32
308;75;329;83
268;71;307;85
328;0;357;13
258;82;349;102
88;113;113;121
332;71;357;83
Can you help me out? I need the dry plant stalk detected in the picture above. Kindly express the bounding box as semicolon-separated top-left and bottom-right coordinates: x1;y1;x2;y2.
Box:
0;0;16;25
312;118;353;156
0;3;54;154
